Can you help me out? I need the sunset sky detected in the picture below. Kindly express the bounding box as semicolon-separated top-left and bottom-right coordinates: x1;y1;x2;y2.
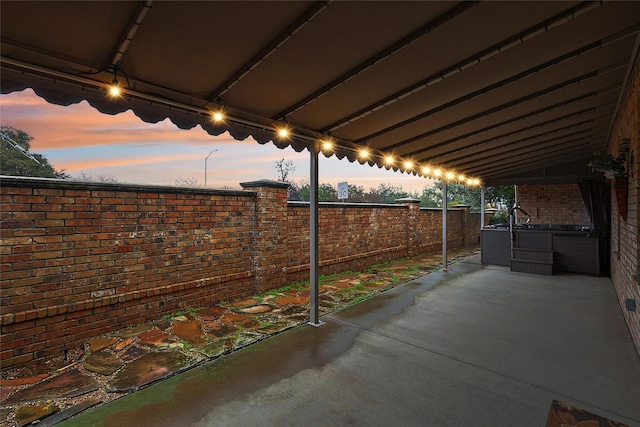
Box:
1;89;435;192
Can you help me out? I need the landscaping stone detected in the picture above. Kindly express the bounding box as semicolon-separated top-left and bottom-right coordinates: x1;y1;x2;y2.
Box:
239;304;274;314
113;337;136;352
197;339;231;358
172;319;207;346
274;296;309;306
35;398;101;427
116;324;152;338
221;312;260;329
199;306;225;317
3;368;99;405
83;351;123;375
119;345;149;362
232;331;265;350
87;337;117;352
14;403;59;426
138;329;175;348
205;321;237;338
0;374;48;387
109;351;194;392
228;298;257;307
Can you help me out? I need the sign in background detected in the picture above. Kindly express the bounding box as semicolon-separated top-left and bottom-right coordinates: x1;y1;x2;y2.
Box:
337;181;349;200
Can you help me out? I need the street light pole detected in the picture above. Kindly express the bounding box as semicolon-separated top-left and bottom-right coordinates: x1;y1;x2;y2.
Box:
204;149;218;187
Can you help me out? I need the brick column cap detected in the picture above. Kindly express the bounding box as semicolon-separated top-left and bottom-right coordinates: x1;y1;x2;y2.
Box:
240;179;290;190
394;197;421;204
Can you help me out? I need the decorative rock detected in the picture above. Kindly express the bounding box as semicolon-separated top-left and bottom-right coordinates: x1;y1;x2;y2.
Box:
83;351;123;375
116;324;152;338
205;321;237;338
0;373;48;387
138;329;175;348
113;337;135;352
199;306;225;317
172;320;207;346
228;298;257;307
109;351;193;392
239;305;274;314
87;337;117;352
14;403;59;426
221;312;260;329
3;369;99;405
154;318;172;330
232;331;264;350
33;398;101;427
119;345;148;362
275;296;309;306
197;339;231;358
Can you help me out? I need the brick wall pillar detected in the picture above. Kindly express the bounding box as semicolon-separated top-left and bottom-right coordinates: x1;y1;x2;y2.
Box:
395;198;422;257
453;204;471;246
240;180;290;293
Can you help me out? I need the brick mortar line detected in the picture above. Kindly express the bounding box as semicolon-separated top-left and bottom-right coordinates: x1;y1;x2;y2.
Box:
284;245;407;274
0;270;255;326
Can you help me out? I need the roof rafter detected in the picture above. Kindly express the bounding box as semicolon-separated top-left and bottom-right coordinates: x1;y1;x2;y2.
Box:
206;1;331;102
360;24;639;147
272;1;479;120
321;1;603;133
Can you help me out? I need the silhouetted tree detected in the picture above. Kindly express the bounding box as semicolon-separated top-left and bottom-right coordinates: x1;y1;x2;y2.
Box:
0;126;68;178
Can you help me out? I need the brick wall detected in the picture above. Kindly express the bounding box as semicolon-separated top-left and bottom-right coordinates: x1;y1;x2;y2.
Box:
1;177;480;368
517;183;591;225
0;178;257;367
608;57;640;357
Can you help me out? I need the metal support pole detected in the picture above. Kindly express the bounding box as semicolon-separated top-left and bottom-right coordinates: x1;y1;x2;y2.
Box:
309;142;323;327
442;180;448;271
204;149;217;187
480;185;486;228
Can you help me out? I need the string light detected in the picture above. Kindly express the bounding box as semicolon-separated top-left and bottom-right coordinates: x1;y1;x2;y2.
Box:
109;83;121;97
108;66;121;97
277;126;290;139
212;111;224;122
101;77;482;187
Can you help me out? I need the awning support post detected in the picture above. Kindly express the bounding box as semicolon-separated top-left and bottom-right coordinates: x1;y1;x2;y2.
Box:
442;180;448;271
480;185;486;228
309;142;324;327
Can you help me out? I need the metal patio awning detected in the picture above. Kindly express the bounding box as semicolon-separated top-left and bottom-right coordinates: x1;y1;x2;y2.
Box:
2;1;639;186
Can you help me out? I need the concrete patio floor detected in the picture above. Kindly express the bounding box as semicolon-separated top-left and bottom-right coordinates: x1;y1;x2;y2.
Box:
58;255;640;427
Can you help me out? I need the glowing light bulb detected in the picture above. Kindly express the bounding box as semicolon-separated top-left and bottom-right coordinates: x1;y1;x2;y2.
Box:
433;169;442;177
458;174;465;182
278;127;289;138
404;160;413;170
321;140;333;151
384;155;395;166
212;111;224;122
359;149;370;159
446;171;455;180
109;82;121;97
422;166;431;175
